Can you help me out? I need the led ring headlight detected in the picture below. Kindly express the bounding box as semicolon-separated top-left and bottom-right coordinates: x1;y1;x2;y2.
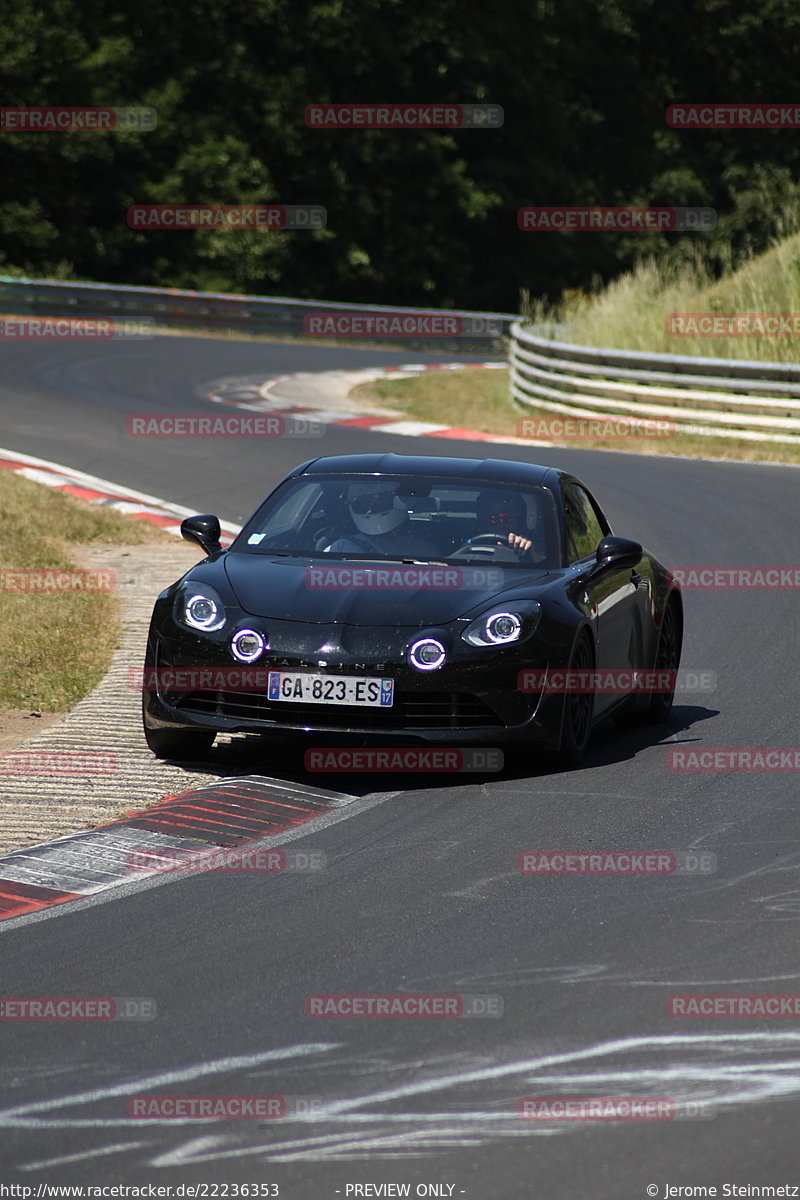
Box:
461;599;540;648
183;590;225;631
485;611;522;644
409;637;446;671
231;628;266;663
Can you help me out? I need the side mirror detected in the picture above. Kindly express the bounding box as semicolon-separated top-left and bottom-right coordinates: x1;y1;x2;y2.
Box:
181;514;222;555
595;535;642;568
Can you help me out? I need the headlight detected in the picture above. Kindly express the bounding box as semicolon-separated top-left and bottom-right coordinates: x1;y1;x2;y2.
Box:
408;637;447;671
230;628;267;662
461;600;541;648
484;612;522;644
174;582;227;632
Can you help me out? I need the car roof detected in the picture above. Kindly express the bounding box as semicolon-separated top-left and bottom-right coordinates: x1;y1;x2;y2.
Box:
295;452;560;487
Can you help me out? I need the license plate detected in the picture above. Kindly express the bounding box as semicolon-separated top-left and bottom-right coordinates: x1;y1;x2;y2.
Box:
267;671;394;707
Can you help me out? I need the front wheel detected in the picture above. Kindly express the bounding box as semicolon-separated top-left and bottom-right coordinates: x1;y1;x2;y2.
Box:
557;633;594;764
143;711;216;761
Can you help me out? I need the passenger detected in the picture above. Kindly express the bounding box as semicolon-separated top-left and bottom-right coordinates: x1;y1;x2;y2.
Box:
471;490;537;557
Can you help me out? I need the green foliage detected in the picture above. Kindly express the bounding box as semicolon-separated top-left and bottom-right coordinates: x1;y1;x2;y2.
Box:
2;0;800;309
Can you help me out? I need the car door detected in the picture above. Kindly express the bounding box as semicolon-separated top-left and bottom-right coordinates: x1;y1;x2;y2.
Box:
562;479;644;717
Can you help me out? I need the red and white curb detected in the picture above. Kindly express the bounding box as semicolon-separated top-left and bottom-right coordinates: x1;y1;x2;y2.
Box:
202;362;546;445
0;447;240;546
0;776;353;923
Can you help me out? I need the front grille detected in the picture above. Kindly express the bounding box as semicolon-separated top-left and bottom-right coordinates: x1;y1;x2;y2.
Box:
403;693;499;728
171;689;503;729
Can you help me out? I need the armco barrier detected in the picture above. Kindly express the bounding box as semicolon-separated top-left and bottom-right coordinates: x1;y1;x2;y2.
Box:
0;276;514;353
8;276;797;441
510;320;800;443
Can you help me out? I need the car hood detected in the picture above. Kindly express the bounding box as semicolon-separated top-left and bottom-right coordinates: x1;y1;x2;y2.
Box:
223;554;552;626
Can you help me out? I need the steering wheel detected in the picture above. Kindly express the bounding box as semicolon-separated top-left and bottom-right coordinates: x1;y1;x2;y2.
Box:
466;533;509;548
313;526;336;551
451;532;521;562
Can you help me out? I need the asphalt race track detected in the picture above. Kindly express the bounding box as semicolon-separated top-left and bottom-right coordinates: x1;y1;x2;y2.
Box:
2;334;800;1197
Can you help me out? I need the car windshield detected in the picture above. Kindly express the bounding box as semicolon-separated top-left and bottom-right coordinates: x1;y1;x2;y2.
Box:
234;473;560;568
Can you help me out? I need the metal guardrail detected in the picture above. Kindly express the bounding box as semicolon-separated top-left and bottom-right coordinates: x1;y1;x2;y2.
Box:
510;321;800;443
8;277;795;440
0;276;514;354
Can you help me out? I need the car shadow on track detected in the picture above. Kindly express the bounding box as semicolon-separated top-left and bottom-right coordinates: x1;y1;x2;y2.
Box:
559;702;720;774
153;703;719;798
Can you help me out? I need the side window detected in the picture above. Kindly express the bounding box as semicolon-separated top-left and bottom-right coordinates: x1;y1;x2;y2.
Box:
563;482;605;563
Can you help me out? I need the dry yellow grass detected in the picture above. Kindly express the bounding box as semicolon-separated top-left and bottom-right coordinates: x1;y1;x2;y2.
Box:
352;369;522;435
534;232;800;363
0;469;174;710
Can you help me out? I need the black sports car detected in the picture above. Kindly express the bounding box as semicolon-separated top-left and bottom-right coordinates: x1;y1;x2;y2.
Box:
142;452;682;763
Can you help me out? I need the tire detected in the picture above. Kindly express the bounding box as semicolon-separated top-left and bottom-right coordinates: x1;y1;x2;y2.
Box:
612;597;682;727
646;597;681;723
143;714;216;761
557;632;594;764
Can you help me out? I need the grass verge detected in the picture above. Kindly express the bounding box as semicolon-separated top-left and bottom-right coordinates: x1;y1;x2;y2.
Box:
351;369;800;464
0;469;174;711
533;231;800;363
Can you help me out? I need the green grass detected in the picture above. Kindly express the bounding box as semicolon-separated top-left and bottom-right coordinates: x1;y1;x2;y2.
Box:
0;470;173;710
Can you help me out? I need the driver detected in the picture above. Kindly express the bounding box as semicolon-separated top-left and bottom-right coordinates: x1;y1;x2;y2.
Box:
472;490;535;556
323;481;439;558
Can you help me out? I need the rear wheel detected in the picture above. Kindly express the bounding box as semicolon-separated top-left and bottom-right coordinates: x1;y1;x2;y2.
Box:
647;598;681;723
557;633;594;764
615;597;682;727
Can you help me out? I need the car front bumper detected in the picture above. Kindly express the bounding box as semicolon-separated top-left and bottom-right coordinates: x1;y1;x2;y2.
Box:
141;623;564;748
